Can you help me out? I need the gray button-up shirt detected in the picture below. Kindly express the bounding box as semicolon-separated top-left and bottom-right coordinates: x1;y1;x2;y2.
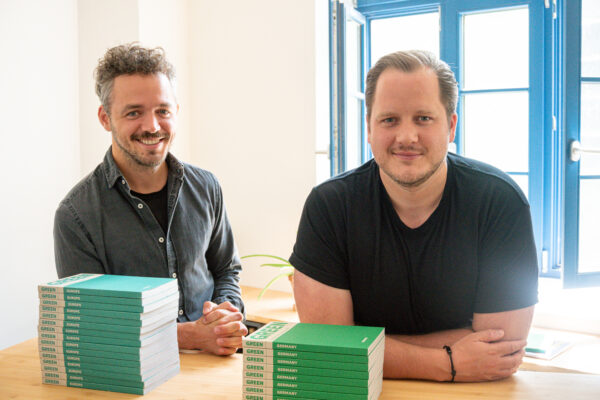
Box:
54;148;244;321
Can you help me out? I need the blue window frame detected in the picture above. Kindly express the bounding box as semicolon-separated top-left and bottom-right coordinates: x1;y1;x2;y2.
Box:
330;0;598;288
330;1;368;175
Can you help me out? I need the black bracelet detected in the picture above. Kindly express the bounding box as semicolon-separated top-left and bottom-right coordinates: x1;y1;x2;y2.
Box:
443;345;456;382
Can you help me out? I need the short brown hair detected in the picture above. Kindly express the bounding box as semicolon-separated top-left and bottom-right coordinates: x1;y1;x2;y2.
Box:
365;50;458;121
94;42;176;113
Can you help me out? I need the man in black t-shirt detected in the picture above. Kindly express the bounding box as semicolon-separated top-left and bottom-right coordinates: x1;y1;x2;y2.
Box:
290;50;538;382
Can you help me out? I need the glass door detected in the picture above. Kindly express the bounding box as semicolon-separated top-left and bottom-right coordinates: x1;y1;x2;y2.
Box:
564;0;600;287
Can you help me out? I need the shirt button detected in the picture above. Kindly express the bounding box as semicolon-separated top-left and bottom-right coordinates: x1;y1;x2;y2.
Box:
158;237;165;243
121;179;126;185
178;309;184;316
172;273;177;279
137;203;143;209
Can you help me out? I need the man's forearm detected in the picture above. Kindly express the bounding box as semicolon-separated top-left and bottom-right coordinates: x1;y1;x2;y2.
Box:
385;329;528;382
383;336;452;381
390;327;473;348
177;321;197;350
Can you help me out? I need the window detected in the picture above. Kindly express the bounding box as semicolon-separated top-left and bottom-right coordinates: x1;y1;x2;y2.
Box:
563;0;600;287
330;0;598;288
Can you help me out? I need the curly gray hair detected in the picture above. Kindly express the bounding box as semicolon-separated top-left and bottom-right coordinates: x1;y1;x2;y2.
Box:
94;42;176;113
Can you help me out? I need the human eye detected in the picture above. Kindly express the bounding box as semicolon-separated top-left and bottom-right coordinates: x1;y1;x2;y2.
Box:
125;110;139;118
158;109;171;117
418;115;432;122
381;117;396;125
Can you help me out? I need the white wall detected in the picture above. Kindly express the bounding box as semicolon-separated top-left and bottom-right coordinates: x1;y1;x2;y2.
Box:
78;0;139;175
78;0;193;174
0;0;323;349
137;0;192;162
189;0;318;290
0;0;79;349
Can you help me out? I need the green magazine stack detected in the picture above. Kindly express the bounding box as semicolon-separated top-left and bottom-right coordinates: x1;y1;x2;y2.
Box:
37;273;180;395
242;322;385;400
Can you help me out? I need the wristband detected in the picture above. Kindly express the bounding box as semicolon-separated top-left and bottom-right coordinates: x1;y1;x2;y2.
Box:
443;345;456;382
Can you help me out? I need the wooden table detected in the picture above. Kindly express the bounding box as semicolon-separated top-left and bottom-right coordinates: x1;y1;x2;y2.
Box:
242;285;298;325
1;338;599;399
2;285;598;398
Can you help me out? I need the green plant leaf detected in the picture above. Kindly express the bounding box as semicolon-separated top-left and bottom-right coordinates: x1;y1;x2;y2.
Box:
259;263;292;268
257;269;294;300
241;254;290;263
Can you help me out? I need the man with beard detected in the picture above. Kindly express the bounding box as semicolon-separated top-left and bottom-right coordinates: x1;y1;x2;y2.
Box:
290;50;538;381
54;43;246;355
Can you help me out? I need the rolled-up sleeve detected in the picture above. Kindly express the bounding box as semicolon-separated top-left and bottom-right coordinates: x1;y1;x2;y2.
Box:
205;180;244;315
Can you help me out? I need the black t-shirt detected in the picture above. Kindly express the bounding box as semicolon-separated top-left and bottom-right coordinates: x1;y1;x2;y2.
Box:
132;183;168;234
290;154;539;335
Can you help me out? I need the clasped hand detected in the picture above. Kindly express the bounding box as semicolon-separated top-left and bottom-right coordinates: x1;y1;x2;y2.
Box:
451;329;527;382
179;301;248;356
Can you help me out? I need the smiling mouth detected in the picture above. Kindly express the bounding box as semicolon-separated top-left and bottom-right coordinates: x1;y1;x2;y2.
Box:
392;151;422;159
139;137;163;145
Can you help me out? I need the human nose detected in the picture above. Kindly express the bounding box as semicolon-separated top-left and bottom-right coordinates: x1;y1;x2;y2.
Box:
394;122;418;145
141;113;160;133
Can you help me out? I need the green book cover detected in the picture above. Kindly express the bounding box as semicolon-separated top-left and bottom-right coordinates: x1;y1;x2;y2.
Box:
38;304;177;327
40;354;178;376
242;395;326;400
39;346;178;369
41;360;179;388
40;358;179;382
243;322;384;356
38;332;143;348
243;378;373;395
242;384;380;400
39;315;174;334
242;354;378;372
39;291;178;313
38;339;175;362
39;310;140;326
38;273;177;299
242;370;368;387
38;323;176;348
38;319;173;341
42;377;146;395
244;347;368;363
242;396;315;400
41;364;179;395
39;299;178;321
39;286;178;305
242;363;374;380
241;387;382;400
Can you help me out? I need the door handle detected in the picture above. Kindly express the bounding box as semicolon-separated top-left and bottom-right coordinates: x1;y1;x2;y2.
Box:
569;140;600;162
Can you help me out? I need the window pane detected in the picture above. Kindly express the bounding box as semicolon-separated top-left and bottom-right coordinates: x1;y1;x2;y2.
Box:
463;8;528;90
370;12;439;66
579;179;600;273
580;83;600;176
509;174;529;200
582;0;600;77
345;19;362;94
463;91;528;172
345;97;362;170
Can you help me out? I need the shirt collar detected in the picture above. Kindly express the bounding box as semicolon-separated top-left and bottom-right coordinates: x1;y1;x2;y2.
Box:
102;146;185;189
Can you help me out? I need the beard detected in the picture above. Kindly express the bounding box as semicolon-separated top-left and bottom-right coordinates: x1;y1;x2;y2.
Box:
112;128;171;169
380;155;445;189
